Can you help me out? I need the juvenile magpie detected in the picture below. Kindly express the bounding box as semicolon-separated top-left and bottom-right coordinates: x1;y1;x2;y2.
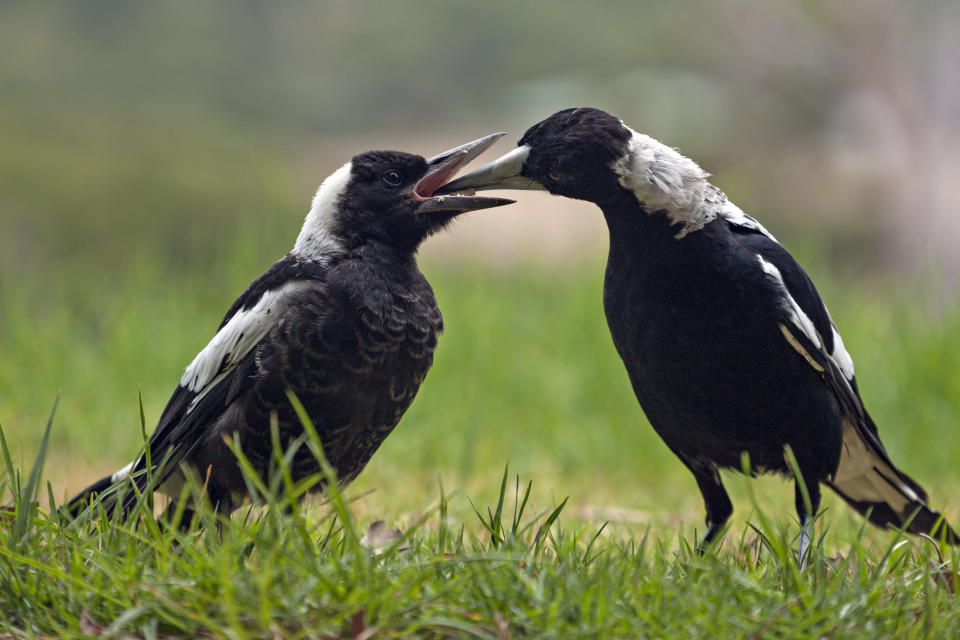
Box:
68;134;513;520
439;107;957;557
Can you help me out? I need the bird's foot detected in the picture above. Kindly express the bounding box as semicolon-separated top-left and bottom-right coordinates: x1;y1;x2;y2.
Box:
696;523;723;555
797;516;811;570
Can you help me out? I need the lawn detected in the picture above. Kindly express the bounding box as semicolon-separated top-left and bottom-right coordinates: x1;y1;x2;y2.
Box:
3;248;960;637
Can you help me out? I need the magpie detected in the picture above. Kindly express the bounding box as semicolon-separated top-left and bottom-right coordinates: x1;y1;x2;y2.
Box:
439;107;957;558
68;133;513;521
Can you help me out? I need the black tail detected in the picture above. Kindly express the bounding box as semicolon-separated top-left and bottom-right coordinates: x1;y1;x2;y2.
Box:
65;475;118;518
65;459;149;519
830;481;959;544
828;420;958;544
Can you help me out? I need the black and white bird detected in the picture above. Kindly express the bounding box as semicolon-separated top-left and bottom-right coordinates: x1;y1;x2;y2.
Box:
439;107;957;558
68;134;513;521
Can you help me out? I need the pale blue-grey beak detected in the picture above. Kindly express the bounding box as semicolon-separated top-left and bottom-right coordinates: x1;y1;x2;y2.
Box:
434;144;545;194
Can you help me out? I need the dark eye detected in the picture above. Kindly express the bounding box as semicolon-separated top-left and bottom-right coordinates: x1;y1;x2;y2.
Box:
382;170;403;186
548;171;564;182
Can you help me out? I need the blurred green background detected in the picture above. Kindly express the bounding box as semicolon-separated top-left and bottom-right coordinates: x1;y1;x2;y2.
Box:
2;1;959;540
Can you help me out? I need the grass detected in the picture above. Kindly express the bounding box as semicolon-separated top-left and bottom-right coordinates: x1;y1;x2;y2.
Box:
3;417;960;638
3;248;960;637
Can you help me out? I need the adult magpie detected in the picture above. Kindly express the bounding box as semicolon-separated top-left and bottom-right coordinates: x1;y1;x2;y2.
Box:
439;107;957;557
68;133;513;520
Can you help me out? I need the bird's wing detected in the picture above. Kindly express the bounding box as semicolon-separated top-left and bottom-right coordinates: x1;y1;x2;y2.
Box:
728;222;931;507
118;349;261;510
729;226;851;396
117;256;330;507
711;190;779;242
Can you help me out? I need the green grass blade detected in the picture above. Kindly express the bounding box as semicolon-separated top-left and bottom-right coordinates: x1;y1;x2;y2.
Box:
10;395;57;543
0;419;18;504
534;496;568;553
138;386;154;515
285;390;359;546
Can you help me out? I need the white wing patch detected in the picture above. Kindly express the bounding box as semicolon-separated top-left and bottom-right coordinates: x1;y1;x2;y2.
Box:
830;327;855;380
757;255;858;389
756;255;822;350
180;280;308;406
778;324;825;372
110;461;134;483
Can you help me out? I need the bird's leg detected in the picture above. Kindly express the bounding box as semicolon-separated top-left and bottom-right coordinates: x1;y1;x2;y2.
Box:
795;479;821;570
692;466;733;553
797;514;811;570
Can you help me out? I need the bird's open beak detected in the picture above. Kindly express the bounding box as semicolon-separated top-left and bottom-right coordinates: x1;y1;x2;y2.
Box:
413;133;516;215
433;144;545;194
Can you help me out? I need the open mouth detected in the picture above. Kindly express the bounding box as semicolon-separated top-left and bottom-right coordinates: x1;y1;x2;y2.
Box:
411;133;515;215
414;162;464;200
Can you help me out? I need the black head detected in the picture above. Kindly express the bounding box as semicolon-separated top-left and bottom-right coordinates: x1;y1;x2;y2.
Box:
519;108;633;200
294;134;513;257
337;150;438;250
436;108;634;205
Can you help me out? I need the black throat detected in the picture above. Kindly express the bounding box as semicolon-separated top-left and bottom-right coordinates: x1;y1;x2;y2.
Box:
598;196;683;262
596;196;734;326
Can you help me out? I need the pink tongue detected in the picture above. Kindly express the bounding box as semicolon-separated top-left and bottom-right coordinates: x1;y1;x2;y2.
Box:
416;157;464;197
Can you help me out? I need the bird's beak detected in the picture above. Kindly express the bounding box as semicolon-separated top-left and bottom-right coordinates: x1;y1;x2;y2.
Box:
413;133;516;215
433;144;545;194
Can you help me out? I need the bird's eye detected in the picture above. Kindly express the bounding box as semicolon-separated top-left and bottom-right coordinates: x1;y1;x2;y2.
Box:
382;170;403;186
548;171;565;182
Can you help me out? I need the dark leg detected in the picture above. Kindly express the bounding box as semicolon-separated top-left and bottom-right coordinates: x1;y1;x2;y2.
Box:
692;466;734;552
794;476;821;570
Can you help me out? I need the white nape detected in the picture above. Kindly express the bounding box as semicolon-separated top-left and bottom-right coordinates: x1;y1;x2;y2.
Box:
612;128;779;242
612;128;714;238
293;162;353;260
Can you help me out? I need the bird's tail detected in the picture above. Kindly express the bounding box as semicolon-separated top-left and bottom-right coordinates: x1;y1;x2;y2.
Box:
65;474;118;518
828;419;958;544
65;461;138;519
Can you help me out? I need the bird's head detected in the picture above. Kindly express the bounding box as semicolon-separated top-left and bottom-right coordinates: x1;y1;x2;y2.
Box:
436;108;634;204
437;108;709;218
295;133;514;257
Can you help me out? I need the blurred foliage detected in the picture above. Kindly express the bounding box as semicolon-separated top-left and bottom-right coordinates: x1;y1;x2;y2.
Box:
3;1;960;288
